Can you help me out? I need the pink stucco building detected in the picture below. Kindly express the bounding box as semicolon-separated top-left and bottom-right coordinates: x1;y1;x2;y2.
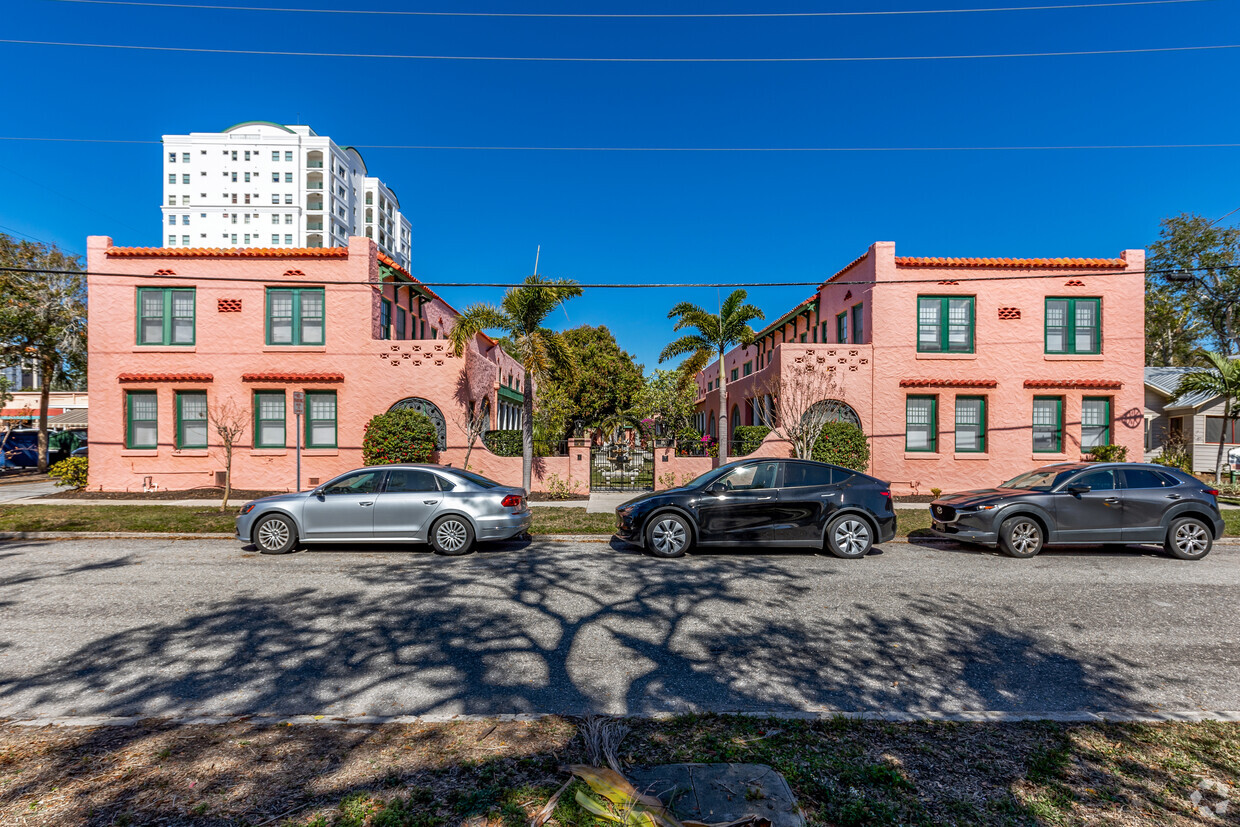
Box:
85;236;567;492
694;242;1146;494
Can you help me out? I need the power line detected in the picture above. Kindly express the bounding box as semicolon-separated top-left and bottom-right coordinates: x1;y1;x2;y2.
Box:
0;225;85;258
4;37;1239;62
1;135;1238;152
41;0;1222;18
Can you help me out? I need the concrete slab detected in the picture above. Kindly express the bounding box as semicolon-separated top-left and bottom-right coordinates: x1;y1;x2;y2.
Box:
587;492;642;514
628;763;804;827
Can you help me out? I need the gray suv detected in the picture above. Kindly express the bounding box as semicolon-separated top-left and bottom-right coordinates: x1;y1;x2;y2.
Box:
236;464;532;555
929;463;1225;559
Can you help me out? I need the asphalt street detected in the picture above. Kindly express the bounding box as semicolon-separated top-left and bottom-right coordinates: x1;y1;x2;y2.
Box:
0;536;1237;721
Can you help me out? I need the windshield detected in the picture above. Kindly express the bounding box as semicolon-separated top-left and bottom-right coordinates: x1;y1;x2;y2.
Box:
451;469;502;489
685;462;747;489
999;468;1075;492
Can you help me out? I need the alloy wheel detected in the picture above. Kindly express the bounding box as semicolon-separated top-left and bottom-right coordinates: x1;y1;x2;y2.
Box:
1011;522;1040;554
1175;522;1208;556
258;519;289;552
436;520;469;553
651;518;687;556
833;519;870;556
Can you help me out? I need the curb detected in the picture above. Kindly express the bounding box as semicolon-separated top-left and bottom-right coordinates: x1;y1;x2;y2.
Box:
5;709;1240;728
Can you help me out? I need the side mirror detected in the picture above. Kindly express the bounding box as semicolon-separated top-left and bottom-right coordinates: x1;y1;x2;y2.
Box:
705;482;726;496
1066;484;1091;495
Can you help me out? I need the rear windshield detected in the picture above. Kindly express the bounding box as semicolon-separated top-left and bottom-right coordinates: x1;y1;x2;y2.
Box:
999;468;1075;492
450;469;502;489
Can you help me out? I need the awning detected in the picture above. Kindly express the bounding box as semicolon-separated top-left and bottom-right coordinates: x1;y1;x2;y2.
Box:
47;408;88;427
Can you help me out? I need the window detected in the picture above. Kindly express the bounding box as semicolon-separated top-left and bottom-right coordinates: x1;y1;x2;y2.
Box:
396;306;406;339
1032;396;1063;453
244;194;251;204
718;461;780;491
272;172;280;183
267;288;324;345
380;299;392;339
231;234;237;244
955;396;986;452
182;235;189;245
851;303;864;343
183;195;191;205
168;173;176;184
1205;416;1240;444
182;152;190;163
743;361;753;377
385;469;439;492
244;150;251;161
285;214;292;224
837;311;848;344
272;234;280;245
783;463;840;487
254;391;285;448
1081;397;1111;449
167;235;176;246
168;214;177;226
244;234;251;244
906;395;937;451
272;151;280;162
168;196;176;205
1072;468;1118;491
176;391;207;449
285;172;293;183
126;391;158;448
272;214;280;225
285;151;293;161
730;368;738;381
271;194;280;204
182;174;190;184
244;172;251;183
137;287;195;345
181;215;189;225
306;391;337;447
285;194;293;204
231;151;237;160
231;171;238;182
284;234;292;245
917;296;974;353
1046;298;1101;354
168;152;176;163
820;321;829;343
1122;468;1177;489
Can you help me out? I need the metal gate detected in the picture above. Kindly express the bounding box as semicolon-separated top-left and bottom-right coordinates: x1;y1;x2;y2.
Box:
590;441;655;492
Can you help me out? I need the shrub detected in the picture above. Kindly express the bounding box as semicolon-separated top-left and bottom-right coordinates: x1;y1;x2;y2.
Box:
361;409;438;465
658;472;677;489
540;473;581;499
732;425;771;457
811;421;870;472
1088;444;1129;462
48;456;88;489
483;429;523;457
930;487;942;499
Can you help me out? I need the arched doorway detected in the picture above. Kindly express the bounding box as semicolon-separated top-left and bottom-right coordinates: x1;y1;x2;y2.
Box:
388;397;447;450
803;399;862;430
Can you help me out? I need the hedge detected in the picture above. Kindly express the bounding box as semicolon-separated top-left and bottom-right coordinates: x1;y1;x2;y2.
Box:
811;421;870;472
732;425;771;457
484;429;523;457
361;409;438;465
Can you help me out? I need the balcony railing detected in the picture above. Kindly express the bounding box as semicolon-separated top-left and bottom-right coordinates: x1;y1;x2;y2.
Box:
306;222;323;231
306;182;323;190
307;203;324;212
307;161;323;168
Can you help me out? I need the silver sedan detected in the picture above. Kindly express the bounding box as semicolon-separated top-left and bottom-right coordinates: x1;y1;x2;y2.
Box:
235;464;532;555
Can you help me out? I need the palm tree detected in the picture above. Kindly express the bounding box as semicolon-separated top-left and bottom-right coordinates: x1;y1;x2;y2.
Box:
659;290;765;463
1176;351;1240;484
448;275;582;491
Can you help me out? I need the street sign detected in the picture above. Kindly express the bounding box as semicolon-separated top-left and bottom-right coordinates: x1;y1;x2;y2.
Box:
293;392;304;491
292;391;305;416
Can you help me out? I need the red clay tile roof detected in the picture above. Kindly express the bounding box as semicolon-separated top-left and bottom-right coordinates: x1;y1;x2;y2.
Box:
895;257;1126;269
242;373;345;383
1024;379;1123;390
899;378;998;388
821;251;869;287
118;373;213;382
107;247;348;258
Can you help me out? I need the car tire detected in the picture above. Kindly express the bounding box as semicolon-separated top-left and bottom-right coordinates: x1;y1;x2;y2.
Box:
430;515;475;556
647;513;692;558
825;513;873;559
1164;517;1213;560
998;516;1044;558
254;514;297;554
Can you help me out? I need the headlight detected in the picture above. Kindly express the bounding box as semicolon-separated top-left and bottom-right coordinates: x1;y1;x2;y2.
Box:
239;503;256;515
961;504;997;512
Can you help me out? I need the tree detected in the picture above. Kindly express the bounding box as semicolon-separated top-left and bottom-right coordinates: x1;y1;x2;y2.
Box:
0;374;12;466
755;359;847;459
452;347;492;470
447;275;582;491
1145;282;1205;367
1175;351;1240;484
637;368;700;449
0;235;87;472
534;325;645;442
659;290;765;463
455;398;489;471
1148;213;1240;357
209;398;248;511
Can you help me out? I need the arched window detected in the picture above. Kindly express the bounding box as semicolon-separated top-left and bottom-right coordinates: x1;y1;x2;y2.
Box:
803;399;863;429
387;397;448;449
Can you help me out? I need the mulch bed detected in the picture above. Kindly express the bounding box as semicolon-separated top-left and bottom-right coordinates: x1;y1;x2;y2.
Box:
527;493;589;502
893;495;938;503
36;488;288;501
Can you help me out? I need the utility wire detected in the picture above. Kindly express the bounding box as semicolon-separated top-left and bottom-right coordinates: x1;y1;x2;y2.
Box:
1;136;1238;152
41;0;1222;18
3;37;1239;62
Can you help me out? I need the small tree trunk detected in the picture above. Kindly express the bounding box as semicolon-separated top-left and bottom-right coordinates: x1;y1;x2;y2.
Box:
36;361;52;473
716;347;729;464
220;444;233;512
521;368;534;492
1215;398;1231;486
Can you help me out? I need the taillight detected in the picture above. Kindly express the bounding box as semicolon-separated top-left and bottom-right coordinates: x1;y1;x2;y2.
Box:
1204;488;1219;497
879;491;891;498
501;494;523;508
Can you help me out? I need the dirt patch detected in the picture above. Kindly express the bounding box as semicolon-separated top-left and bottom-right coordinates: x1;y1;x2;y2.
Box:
36;488;288;501
527;493;589;502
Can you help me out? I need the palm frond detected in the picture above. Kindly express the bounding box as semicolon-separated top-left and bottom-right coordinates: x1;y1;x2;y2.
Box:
502;275;583;332
719;288;749;320
659;334;712;363
446;303;511;357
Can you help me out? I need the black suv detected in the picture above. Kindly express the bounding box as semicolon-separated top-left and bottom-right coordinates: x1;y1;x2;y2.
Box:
929;463;1225;559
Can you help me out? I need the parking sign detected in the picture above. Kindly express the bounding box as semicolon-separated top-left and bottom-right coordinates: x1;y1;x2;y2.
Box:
293;391;305;416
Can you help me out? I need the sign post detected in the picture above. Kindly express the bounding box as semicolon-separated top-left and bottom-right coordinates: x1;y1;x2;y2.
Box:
292;391;305;492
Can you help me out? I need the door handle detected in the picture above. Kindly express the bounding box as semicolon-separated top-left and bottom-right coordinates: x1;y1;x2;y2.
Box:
423;499;438;505
1104;497;1119;504
1165;494;1182;500
359;501;373;507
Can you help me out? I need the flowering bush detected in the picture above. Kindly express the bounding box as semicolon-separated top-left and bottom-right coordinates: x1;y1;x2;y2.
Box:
483;429;523;457
811;421;870;472
49;456;89;489
361;409;438;465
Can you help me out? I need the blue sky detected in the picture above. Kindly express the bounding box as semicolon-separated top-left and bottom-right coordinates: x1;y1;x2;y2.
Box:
2;0;1239;371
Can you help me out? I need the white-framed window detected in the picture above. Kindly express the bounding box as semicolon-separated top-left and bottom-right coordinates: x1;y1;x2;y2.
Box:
244;234;251;244
168;152;176;163
167;196;175;205
284;214;292;224
181;195;189;205
243;214;250;224
271;214;280;224
231;172;237;182
231;151;237;160
271;172;279;182
181;215;189;225
272;234;280;245
230;214;237;224
182;235;189;245
285;151;292;161
284;234;292;244
168;234;176;245
168;214;176;226
244;150;251;161
284;172;293;183
271;151;280;161
271;194;279;204
168;173;176;184
231;234;237;244
284;194;292;204
244;172;251;182
182;152;190;163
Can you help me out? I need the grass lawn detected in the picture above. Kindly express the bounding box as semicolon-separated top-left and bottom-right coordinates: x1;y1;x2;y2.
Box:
1;715;1235;826
2;503;1238;539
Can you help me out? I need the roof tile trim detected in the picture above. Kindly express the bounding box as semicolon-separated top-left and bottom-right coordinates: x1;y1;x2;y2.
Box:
242;372;345;383
821;251;869;287
899;378;998;388
118;373;213;382
895;257;1127;269
1023;379;1123;390
107;247;349;258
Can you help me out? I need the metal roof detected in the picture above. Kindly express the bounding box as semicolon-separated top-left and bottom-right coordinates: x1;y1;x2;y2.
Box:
1144;366;1219;410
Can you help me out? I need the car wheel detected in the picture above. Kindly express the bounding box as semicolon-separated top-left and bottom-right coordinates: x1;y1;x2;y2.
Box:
998;516;1044;558
647;514;692;558
1164;517;1212;560
254;514;297;554
825;514;873;559
430;515;475;556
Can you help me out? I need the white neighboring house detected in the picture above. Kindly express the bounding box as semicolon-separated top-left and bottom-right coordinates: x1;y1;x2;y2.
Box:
1144;366;1240;472
161;121;412;269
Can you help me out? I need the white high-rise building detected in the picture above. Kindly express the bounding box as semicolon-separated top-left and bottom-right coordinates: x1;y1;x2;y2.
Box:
161;121;413;269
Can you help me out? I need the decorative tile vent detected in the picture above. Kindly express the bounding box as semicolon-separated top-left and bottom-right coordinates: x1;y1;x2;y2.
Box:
937;280;960;286
843;290;853;301
217;298;242;313
1064;279;1086;286
997;307;1021;320
283;269;305;277
154;269;176;275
